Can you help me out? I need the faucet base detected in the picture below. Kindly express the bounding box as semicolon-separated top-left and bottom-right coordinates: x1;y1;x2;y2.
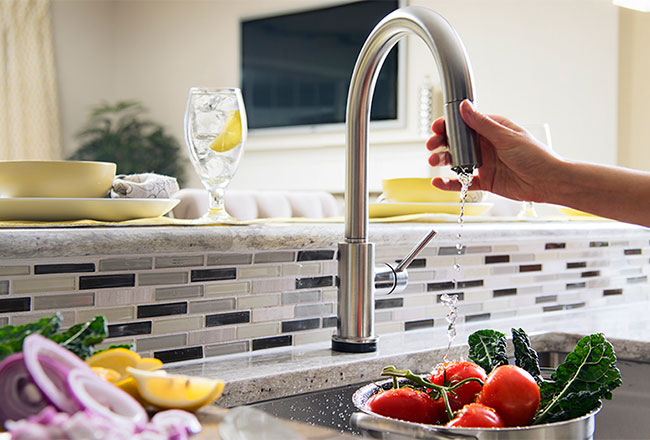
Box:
331;338;377;353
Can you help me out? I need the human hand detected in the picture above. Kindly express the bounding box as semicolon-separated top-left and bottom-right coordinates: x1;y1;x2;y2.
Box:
426;100;562;204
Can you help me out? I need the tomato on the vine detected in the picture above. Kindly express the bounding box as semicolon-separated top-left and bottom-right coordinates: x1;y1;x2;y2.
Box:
367;387;446;424
476;364;540;427
446;403;504;428
429;361;487;411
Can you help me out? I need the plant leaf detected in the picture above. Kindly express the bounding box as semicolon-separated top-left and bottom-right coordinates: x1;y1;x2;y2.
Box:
0;314;62;361
50;316;108;360
532;333;622;425
512;327;542;382
467;329;508;373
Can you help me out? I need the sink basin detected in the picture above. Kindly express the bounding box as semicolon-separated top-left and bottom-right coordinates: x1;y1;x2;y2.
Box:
249;353;650;438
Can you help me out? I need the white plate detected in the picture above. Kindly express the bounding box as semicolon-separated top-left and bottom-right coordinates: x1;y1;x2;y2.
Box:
369;202;493;218
0;198;179;222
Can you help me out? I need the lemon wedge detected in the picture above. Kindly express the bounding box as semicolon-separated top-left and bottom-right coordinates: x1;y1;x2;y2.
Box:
208;110;242;153
86;348;162;382
91;366;121;383
126;367;225;411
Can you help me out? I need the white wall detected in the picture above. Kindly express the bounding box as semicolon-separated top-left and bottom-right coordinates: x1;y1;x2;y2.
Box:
51;0;619;193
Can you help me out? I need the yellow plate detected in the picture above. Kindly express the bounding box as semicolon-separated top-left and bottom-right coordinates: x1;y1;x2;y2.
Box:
0;198;179;222
369;202;493;218
558;207;605;219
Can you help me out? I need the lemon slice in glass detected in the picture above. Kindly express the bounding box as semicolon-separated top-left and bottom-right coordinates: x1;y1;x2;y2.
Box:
209;110;242;153
127;367;225;411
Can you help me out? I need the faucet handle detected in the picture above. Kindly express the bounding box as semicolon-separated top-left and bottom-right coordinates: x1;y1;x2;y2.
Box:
395;230;437;273
375;230;437;296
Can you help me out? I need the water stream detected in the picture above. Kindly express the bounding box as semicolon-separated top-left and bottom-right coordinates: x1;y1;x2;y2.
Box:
443;170;474;360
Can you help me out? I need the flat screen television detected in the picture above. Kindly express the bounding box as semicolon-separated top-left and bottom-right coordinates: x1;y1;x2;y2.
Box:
241;0;401;131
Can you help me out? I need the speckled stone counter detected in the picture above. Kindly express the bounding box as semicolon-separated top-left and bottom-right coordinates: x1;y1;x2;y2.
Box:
1;221;649;366
164;300;650;406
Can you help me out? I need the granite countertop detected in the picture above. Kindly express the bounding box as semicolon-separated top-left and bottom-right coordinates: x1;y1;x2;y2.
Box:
165;300;650;407
1;221;644;258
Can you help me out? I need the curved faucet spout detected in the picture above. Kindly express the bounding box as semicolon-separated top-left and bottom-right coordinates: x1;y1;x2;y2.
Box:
333;6;481;353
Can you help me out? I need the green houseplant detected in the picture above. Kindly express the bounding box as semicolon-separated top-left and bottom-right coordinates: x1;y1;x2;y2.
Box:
69;101;186;185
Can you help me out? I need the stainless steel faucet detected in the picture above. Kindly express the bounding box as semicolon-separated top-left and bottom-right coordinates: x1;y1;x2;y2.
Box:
332;6;482;353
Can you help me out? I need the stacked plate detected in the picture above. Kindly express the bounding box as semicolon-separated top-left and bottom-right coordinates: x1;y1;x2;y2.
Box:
0;161;178;222
370;177;492;218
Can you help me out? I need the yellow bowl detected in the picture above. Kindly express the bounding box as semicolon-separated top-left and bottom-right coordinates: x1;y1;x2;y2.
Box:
382;178;483;204
0;160;116;198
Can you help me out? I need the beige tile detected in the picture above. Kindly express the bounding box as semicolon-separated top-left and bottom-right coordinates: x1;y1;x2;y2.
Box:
138;272;188;286
205;281;250;297
189;298;235;314
238;294;280;309
152;316;203;334
188;327;236;345
33;292;94;310
281;263;321;277
96;337;134;351
402;294;435;308
136;333;187;351
205;341;249;357
322;288;337;302
238;265;281;279
294;329;334;345
236;322;279;339
95;289;134;307
156;285;203;301
78;306;134;323
99;257;152;272
251;278;294;294
376;322;403;335
0;266;30;276
251;305;293;323
155;255;204;269
12;277;75;294
11;311;75;326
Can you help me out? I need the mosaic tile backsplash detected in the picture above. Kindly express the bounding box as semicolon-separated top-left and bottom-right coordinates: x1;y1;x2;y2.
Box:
1;233;649;363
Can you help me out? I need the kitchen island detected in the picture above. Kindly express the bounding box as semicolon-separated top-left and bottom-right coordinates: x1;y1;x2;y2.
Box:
1;220;649;437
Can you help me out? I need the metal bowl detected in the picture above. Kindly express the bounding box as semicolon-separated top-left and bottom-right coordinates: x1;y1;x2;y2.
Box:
351;378;601;440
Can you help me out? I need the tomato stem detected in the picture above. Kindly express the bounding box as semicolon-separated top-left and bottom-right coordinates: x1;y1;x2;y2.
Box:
380;366;484;421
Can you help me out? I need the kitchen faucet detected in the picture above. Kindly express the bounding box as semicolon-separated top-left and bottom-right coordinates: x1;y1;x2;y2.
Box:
332;6;482;353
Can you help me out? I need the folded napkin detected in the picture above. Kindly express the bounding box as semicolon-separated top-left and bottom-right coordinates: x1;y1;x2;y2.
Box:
110;173;179;199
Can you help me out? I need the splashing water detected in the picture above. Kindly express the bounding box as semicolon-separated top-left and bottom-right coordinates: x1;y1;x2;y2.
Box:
441;292;459;361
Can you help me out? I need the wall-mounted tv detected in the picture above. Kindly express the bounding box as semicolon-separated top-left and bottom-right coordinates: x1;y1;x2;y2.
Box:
241;0;400;131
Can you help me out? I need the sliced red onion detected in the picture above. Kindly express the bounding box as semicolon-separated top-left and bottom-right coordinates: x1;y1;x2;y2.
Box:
67;369;148;427
0;353;73;423
151;410;202;436
22;334;92;413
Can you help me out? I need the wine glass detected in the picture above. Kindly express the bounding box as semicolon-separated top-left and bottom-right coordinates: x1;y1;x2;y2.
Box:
518;123;553;218
184;87;247;222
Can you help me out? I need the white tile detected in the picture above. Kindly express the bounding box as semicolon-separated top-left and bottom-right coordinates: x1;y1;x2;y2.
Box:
252;278;294;294
281;263;321;277
376;322;403;335
238;265;281;279
402;294;435;308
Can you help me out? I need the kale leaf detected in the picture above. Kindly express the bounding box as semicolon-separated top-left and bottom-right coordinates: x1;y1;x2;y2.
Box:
512;327;542;383
532;333;622;425
0;314;62;361
0;314;109;361
50;316;108;360
467;329;509;373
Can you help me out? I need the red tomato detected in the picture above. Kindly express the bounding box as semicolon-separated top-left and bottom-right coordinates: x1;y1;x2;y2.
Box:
476;365;540;427
429;361;487;411
446;403;505;428
367;387;445;424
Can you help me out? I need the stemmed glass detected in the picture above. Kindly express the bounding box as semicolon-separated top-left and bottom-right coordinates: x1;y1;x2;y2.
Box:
184;87;247;222
518;123;552;218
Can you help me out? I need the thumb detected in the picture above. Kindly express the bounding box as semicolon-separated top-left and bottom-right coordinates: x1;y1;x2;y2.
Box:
459;100;511;143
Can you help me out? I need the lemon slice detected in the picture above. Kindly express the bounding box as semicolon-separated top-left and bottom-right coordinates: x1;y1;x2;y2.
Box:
91;366;121;383
86;348;162;381
127;367;225;411
208;110;242;153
